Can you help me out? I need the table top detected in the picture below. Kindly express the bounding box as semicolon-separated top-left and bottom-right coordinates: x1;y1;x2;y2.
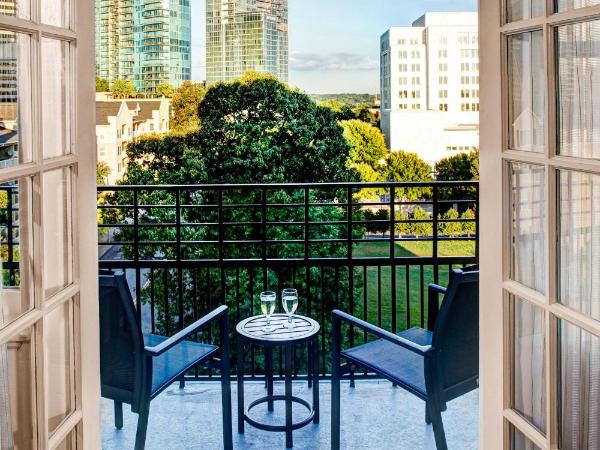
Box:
236;314;320;346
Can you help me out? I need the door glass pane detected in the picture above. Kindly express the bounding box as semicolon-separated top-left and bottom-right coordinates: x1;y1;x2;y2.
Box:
0;177;33;327
45;301;74;434
509;162;546;293
511;425;542;450
41;0;68;28
0;0;29;19
0;30;32;167
43;168;72;298
512;296;546;432
557;21;600;159
508;31;545;152
559;320;600;450
507;0;545;22
556;0;600;12
0;326;34;449
41;38;70;159
559;170;600;321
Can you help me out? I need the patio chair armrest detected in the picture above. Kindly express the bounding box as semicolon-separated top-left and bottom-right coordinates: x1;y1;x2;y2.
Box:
332;310;433;356
144;305;228;357
427;284;446;331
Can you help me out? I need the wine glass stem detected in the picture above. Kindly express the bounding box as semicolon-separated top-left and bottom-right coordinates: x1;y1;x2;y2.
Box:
267;315;270;326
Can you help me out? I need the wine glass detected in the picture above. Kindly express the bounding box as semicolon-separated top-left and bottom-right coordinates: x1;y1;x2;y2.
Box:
281;288;298;328
260;291;276;332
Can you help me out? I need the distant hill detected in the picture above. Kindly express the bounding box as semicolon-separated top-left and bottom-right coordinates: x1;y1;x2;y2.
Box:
309;93;380;107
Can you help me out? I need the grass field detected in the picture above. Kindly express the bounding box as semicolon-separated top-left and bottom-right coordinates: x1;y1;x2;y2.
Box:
349;239;476;332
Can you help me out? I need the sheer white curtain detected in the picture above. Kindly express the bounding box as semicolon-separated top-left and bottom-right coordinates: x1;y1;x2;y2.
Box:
514;297;546;432
0;257;14;450
559;171;600;450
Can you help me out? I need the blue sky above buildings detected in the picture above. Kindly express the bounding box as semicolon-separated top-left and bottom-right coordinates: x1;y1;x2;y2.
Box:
190;0;477;94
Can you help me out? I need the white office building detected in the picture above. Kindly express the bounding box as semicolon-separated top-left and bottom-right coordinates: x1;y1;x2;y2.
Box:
380;12;479;165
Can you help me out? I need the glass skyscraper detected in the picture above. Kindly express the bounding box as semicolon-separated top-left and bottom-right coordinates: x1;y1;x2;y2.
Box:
206;0;288;84
95;0;191;93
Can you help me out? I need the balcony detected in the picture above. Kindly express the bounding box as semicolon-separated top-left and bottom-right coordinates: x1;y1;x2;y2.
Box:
96;181;479;449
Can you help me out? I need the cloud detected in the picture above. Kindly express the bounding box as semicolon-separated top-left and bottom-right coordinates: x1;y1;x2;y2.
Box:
290;52;378;72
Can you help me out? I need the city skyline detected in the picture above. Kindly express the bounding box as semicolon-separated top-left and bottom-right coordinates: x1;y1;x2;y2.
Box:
206;0;288;84
96;0;191;93
192;0;477;94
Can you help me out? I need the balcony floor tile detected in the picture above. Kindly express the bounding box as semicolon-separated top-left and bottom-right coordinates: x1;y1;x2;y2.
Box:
101;380;478;449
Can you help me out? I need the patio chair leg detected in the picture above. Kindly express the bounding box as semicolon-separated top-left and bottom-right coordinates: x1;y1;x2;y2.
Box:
114;401;123;429
220;312;233;450
307;341;313;389
134;401;150;450
179;376;185;389
425;401;432;425
430;402;447;450
349;365;355;389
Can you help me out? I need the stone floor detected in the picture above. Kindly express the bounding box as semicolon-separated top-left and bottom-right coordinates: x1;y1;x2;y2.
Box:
101;380;478;450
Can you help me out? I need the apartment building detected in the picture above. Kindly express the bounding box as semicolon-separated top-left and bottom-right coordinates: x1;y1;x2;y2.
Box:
380;12;479;165
96;97;170;183
95;0;191;93
206;0;288;83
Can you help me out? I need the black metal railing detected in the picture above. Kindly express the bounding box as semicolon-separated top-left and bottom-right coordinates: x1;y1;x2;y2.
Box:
0;185;19;287
97;181;478;379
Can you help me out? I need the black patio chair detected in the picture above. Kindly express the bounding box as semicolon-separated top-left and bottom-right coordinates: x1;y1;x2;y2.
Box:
99;271;233;450
331;266;479;450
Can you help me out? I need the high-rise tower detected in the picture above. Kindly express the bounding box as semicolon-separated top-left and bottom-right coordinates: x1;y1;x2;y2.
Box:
206;0;288;84
95;0;191;93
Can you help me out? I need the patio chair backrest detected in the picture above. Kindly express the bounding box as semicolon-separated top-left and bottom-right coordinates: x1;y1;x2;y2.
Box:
431;267;479;392
99;271;145;403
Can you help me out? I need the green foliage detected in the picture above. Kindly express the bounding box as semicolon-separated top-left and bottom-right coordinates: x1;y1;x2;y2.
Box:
461;208;477;236
309;93;378;106
111;79;137;99
96;77;109;92
385;151;432;200
410;206;433;237
363;209;389;234
435;151;479;203
342;119;388;170
435;151;479;181
96;161;111;185
155;82;174;98
170;81;206;131
441;208;462;237
197;75;354;184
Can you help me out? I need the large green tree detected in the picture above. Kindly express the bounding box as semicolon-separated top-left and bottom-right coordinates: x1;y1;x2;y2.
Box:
96;77;109;92
385;150;432;200
197;75;353;184
170;81;206;131
434;150;479;202
155;82;174;98
111;79;137;99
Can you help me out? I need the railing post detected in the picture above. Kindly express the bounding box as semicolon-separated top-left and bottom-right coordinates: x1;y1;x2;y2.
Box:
176;188;184;331
133;188;141;319
432;184;439;285
390;186;397;333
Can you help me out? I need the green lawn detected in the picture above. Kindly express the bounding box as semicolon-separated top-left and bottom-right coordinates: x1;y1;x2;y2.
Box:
348;239;476;332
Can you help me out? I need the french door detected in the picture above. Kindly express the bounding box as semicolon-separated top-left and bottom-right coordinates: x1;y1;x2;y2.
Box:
0;0;99;449
481;0;600;449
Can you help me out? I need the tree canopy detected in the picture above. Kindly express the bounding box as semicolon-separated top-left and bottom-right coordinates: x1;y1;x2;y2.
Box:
196;75;354;184
155;82;174;98
96;161;111;185
111;79;137;99
170;81;206;131
435;151;479;181
385;150;432;199
96;77;109;92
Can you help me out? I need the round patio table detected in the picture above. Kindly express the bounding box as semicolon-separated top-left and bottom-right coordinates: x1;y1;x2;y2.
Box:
236;314;320;448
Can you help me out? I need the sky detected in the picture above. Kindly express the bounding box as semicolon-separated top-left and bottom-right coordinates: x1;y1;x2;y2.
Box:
190;0;477;95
